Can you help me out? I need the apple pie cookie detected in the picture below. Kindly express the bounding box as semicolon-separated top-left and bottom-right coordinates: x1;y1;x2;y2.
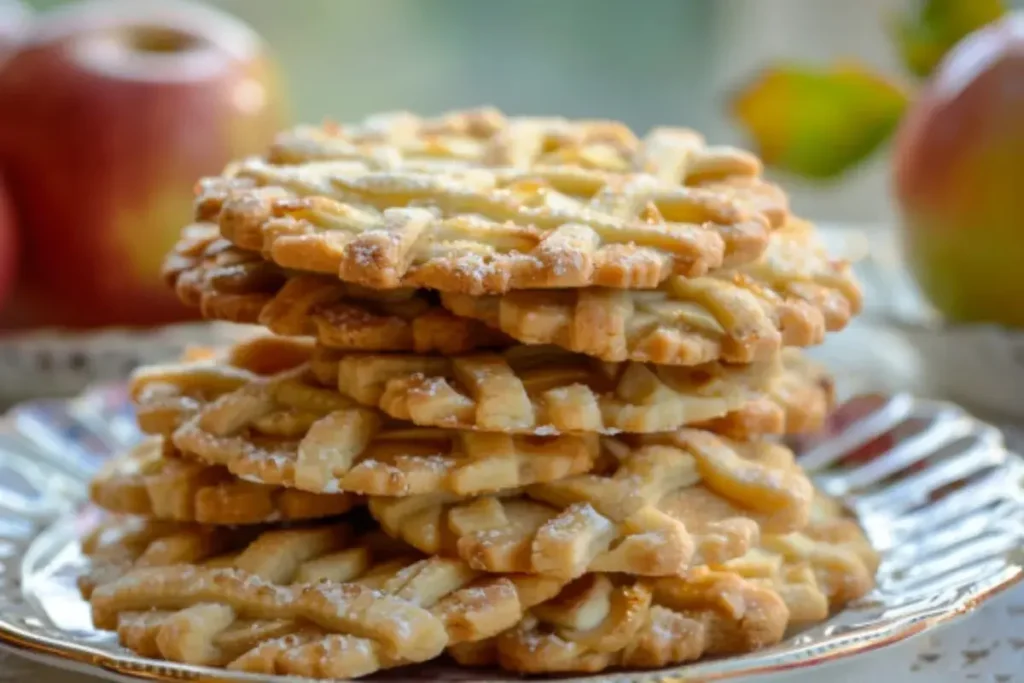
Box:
196;108;790;294
258;109;787;224
454;570;790;673
129;334;314;435
369;429;814;579
721;494;879;623
262;107;773;191
165;223;510;353
454;498;877;674
80;517;567;678
310;343;780;435
170;365;600;496
90;437;359;525
696;349;833;440
132;338;826;462
439;217;862;366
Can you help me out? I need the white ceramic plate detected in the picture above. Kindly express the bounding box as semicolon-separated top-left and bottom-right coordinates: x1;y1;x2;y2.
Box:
0;387;1020;682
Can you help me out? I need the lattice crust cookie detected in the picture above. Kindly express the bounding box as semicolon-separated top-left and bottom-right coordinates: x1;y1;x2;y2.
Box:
165;223;510;354
369;429;814;580
170;364;599;497
164;348;827;494
196;107;790;295
80;517;569;679
259;108;775;191
694;349;833;440
447;570;789;674
310;343;780;435
129;334;314;436
717;493;879;627
439;218;861;366
90;437;359;525
450;496;877;674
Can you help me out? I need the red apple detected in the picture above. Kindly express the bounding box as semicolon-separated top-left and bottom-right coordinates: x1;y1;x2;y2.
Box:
0;174;18;311
0;0;285;328
893;13;1024;327
0;2;27;316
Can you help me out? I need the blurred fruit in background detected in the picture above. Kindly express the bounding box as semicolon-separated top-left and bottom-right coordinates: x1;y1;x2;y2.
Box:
731;62;907;180
730;0;1022;328
0;3;29;315
894;13;1024;328
729;0;1005;182
0;176;18;311
0;0;286;328
893;0;1008;78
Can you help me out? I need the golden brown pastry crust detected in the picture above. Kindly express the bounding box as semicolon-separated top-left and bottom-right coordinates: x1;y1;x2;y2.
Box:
369;429;814;579
164;223;510;354
195;108;789;295
439;217;862;366
310;343;780;435
90;437;358;524
80;517;565;678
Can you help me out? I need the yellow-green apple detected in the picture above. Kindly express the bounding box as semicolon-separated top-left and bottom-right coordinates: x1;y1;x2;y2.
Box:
0;0;285;328
893;13;1024;327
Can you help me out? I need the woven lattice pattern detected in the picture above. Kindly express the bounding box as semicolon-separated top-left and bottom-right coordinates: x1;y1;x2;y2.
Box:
439;218;862;365
165;223;510;353
369;429;814;578
448;493;877;674
195;108;789;294
129;335;314;435
166;365;598;497
81;517;565;678
311;343;778;435
90;437;358;525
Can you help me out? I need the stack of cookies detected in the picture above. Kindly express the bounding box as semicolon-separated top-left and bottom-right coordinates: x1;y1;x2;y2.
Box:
77;108;879;678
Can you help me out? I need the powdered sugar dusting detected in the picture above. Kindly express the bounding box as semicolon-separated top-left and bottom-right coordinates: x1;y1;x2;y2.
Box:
543;503;609;539
349;241;383;268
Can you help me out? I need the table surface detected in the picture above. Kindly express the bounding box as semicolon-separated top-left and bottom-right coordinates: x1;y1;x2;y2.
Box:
1;225;1022;682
